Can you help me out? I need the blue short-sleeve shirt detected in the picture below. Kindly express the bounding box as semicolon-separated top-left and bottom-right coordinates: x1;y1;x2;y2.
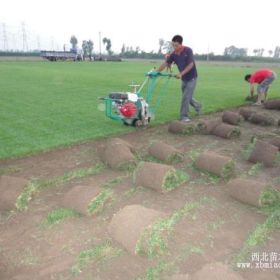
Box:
166;46;197;81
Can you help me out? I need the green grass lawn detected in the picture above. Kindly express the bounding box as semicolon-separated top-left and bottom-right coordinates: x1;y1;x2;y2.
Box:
0;60;279;159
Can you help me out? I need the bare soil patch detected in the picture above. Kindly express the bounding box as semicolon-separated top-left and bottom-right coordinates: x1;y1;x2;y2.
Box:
1;104;280;279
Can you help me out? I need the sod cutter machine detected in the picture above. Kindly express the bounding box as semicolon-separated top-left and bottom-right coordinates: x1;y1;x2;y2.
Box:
100;71;176;127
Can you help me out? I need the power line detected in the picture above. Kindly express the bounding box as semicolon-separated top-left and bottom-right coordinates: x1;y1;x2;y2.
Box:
21;22;28;51
99;32;101;55
36;35;41;50
2;23;8;50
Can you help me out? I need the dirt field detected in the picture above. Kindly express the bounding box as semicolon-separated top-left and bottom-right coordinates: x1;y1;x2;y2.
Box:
1;105;280;280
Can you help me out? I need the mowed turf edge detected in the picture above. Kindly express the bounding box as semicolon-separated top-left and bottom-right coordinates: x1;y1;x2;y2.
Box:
0;61;279;159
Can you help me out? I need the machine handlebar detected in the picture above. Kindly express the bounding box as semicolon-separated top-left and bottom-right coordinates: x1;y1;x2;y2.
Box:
145;71;176;78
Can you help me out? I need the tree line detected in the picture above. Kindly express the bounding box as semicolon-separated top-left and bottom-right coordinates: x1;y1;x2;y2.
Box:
224;45;280;58
1;35;280;62
69;34;280;61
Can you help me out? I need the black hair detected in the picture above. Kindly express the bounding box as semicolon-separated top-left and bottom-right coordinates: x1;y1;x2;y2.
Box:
244;74;251;82
172;35;183;44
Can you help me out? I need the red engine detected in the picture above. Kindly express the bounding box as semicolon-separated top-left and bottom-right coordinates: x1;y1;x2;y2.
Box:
119;102;137;118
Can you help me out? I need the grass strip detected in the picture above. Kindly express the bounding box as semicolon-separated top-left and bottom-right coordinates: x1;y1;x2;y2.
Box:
16;163;105;211
88;190;114;215
71;241;123;275
42;208;81;226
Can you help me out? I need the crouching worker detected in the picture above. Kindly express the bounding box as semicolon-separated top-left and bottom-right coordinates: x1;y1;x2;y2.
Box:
245;69;277;105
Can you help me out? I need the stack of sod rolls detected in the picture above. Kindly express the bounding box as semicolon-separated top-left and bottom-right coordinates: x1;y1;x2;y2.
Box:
248;113;274;126
196;119;221;134
222;111;241;126
239;108;255;120
108;205;166;255
227;178;280;207
148;141;184;164
247;139;279;167
211;123;241;139
168;120;196;135
264;99;280;110
133;161;189;193
196;119;240;139
195;151;235;179
100;138;137;170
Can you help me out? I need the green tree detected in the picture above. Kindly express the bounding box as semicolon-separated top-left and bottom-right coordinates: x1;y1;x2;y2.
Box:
88;40;94;60
82;40;88;60
274;46;280;58
102;37;112;55
121;44;125;55
158;38;165;54
70;35;78;51
253;49;258;56
224;45;247;57
259;48;265;57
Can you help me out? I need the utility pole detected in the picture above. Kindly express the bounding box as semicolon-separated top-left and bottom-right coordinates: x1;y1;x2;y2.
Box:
207;44;210;61
99;31;101;56
11;33;16;51
2;23;8;50
37;35;41;50
51;36;54;51
21;22;28;51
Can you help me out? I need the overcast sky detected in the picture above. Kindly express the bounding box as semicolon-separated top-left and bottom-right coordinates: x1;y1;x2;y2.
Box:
0;0;279;55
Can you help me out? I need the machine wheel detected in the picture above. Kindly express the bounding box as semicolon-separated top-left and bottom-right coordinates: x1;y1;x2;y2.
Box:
133;119;143;127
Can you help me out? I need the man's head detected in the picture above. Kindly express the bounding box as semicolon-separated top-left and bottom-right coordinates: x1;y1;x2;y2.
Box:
244;74;251;82
172;35;183;51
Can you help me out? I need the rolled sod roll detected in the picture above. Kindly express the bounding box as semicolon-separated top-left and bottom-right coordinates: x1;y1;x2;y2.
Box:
101;138;137;170
211;123;241;139
133;161;188;193
62;185;112;216
222;111;241;125
248;140;279;167
195;151;235;179
269;137;280;150
0;175;29;211
168;121;195;135
239;108;255;120
108;205;165;255
196;119;222;134
248;113;274;126
107;137;136;153
227;178;280;207
148;141;184;164
264;99;280;110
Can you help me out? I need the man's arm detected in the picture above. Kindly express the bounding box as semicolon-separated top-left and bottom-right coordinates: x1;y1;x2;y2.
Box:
250;84;254;97
156;61;169;72
176;62;194;79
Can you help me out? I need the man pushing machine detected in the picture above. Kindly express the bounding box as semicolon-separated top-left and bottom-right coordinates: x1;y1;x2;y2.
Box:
244;69;277;105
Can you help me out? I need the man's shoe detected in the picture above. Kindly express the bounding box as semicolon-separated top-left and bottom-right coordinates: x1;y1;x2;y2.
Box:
253;102;262;106
196;106;203;115
181;117;191;122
